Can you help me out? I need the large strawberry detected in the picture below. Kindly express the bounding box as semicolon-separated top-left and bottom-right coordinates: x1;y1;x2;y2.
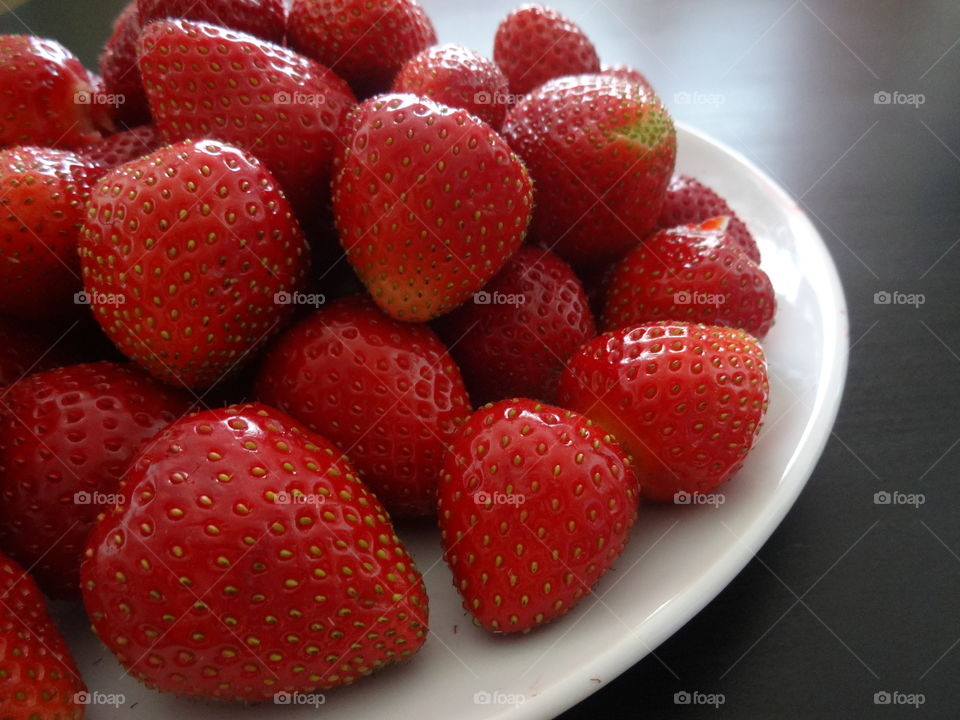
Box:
78;139;310;388
436;247;596;404
98;0;151;128
0;362;191;597
137;19;357;213
0;146;104;319
80;403;428;699
558;323;769;501
81;124;165;170
0;34;113;148
601;216;776;338
438;399;639;633
333;93;533;321
288;0;436;98
138;0;286;44
256;295;471;517
0;552;86;719
502;74;676;269
493;4;600;95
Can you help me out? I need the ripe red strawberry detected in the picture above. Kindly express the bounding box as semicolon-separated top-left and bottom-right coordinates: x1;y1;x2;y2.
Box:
493;4;600;95
137;19;357;214
0;34;113;149
0;146;105;319
138;0;286;44
78;139;310;388
600;63;654;94
81;124;164;169
1;552;87;718
287;0;437;98
436;247;595;405
658;174;760;263
0;361;191;597
438;399;638;633
333;93;533;321
602;216;776;338
98;0;151;128
256;295;471;517
392;43;512;129
80;403;428;699
502;74;676;269
558;323;769;501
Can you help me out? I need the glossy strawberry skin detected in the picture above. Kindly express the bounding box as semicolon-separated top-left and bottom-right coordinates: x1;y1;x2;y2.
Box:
438;399;639;633
0;362;191;597
256;295;471;517
436;247;596;405
138;0;286;44
602;216;776;338
288;0;437;98
80;403;428;700
558;323;769;501
0;147;105;319
502;74;676;269
98;0;151;128
600;63;654;94
658;174;760;263
392;43;511;129
493;4;600;95
333;94;533;321
78;139;310;388
81;124;165;169
137;19;357;214
0;552;86;719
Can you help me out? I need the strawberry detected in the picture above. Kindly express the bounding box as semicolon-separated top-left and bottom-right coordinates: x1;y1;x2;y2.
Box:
256;295;471;517
333;93;534;321
78;139;310;388
98;0;151;129
600;63;654;94
0;146;104;319
558;323;769;501
81;124;164;169
138;0;286;44
0;361;191;597
658;174;761;263
0;34;113;148
493;4;600;95
80;403;428;699
0;552;86;719
287;0;437;98
601;216;776;338
438;399;638;633
392;43;512;130
502;74;676;269
435;247;596;405
137;19;357;214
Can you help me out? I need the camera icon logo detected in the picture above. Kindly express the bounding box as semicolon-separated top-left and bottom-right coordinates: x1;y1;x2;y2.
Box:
474;690;492;705
473;290;491;305
873;491;891;505
674;291;692;305
474;91;492;105
873;290;891;305
873;91;891;105
874;691;891;704
674;691;692;704
274;91;291;105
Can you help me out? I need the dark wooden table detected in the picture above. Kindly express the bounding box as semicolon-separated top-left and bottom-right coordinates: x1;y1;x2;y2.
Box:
3;1;958;718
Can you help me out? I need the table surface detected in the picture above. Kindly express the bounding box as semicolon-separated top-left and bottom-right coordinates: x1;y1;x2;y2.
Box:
2;1;958;718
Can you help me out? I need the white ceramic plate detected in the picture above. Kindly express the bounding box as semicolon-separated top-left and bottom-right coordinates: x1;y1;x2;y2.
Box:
61;124;848;719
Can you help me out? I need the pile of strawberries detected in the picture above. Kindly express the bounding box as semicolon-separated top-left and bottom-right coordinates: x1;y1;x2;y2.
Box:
0;0;775;715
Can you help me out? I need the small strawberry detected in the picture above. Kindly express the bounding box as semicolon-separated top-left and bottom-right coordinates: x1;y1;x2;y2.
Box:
558;323;769;501
0;34;113;148
0;552;86;719
0;361;191;597
658;174;760;263
436;247;596;405
78;139;310;388
0;146;104;319
333;93;533;321
80;403;428;699
438;399;639;633
138;0;286;44
601;216;776;338
600;63;654;94
81;124;165;169
98;0;151;129
256;295;472;517
137;19;357;214
392;43;512;129
502;74;676;269
288;0;437;98
493;4;600;95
